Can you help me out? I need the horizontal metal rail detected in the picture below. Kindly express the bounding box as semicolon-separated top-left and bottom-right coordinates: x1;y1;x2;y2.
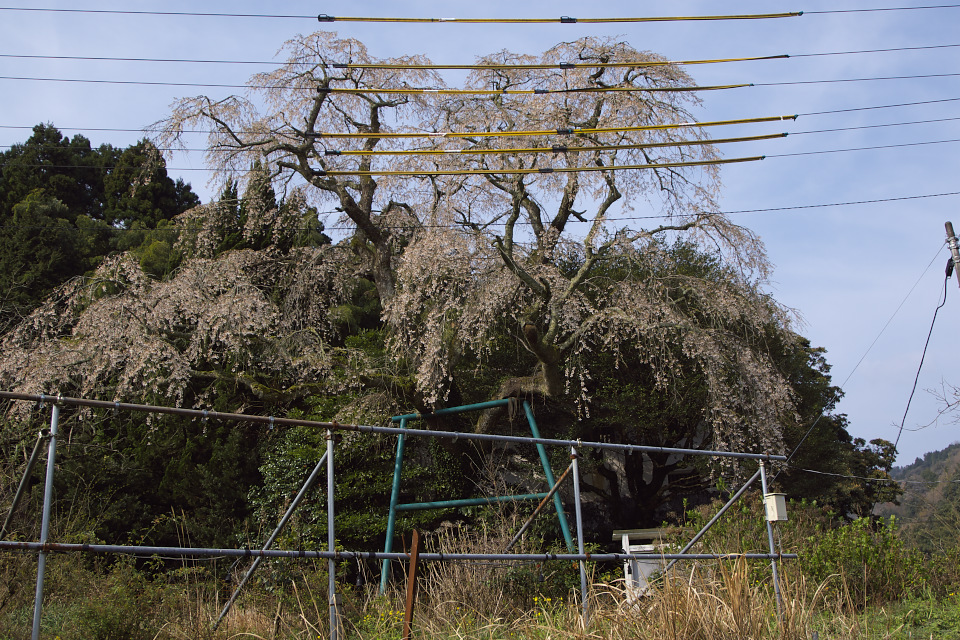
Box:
395;493;549;511
0;392;787;461
0;540;797;562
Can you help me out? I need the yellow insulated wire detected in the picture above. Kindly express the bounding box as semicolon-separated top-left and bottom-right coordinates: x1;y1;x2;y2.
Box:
316;155;763;177
318;133;788;156
317;13;803;24
325;55;790;70
316;84;750;95
307;115;798;139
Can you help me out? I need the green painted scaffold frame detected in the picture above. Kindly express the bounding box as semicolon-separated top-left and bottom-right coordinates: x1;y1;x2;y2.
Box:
380;398;574;592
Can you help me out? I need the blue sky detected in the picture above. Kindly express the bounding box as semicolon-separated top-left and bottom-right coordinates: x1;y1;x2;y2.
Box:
1;1;959;465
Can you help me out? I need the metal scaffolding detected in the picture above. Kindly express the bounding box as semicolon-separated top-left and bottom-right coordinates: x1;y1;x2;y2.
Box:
0;391;790;638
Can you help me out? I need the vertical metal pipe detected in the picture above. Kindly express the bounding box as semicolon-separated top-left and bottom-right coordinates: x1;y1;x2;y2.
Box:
663;468;763;574
327;430;339;640
381;417;407;592
2;430;48;540
570;446;589;627
32;403;59;640
213;450;329;631
523;401;574;551
759;461;783;622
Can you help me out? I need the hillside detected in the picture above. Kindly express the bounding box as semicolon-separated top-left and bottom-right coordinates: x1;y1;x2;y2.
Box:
877;441;960;553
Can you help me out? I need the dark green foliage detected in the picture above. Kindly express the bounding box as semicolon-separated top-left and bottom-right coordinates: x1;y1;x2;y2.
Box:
0;191;83;326
0;124;201;324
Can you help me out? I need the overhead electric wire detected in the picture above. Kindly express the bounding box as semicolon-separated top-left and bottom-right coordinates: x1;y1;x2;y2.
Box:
758;72;960;86
720;192;960;215
773;245;945;479
799;96;960;116
311;155;764;177
0;133;789;155
894;274;949;449
785;465;960;485
7;71;959;91
316;133;786;156
767;138;960;157
805;4;960;14
794;115;960;134
2;191;960;236
314;13;804;23
305;115;798;139
6;42;960;67
313;84;752;95
0;75;751;93
8;112;960;139
793;42;960;57
0;7;803;21
0;53;790;68
12;136;960;169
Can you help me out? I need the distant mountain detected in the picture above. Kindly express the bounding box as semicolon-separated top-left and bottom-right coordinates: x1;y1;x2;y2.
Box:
877;441;960;553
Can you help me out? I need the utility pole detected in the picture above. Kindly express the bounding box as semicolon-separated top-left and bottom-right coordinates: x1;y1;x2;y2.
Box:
946;222;960;290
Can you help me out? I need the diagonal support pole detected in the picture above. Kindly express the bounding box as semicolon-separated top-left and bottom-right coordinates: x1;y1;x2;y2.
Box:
523;400;574;551
2;430;48;540
663;468;762;575
504;462;573;552
213;450;329;631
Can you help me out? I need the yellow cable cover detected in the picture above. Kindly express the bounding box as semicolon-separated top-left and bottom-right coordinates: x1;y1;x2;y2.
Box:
317;13;803;24
316;84;751;95
316;155;764;177
326;55;789;70
308;115;798;139
318;133;787;156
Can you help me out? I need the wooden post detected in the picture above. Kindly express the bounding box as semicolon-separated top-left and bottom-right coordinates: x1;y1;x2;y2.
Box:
403;530;422;640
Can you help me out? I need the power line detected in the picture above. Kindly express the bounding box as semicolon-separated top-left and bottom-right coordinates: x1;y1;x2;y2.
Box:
718;192;960;215
894;274;949;449
11;99;960;136
0;75;752;93
0;8;804;21
0;133;789;158
3;112;957;145
767;138;960;157
1;192;959;237
795;116;960;134
805;5;960;14
303;115;798;139
5;71;959;91
785;465;960;485
799;96;960;116
5;44;958;67
3;43;958;68
0;156;765;174
774;245;947;478
757;72;960;86
0;52;790;69
793;43;960;57
11;137;960;168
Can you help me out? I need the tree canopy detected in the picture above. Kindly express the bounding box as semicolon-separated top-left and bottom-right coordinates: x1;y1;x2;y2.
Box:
0;34;896;547
0;124;200;328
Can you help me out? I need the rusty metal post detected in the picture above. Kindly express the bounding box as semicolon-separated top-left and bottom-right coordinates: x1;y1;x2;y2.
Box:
504;462;573;552
402;529;422;640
